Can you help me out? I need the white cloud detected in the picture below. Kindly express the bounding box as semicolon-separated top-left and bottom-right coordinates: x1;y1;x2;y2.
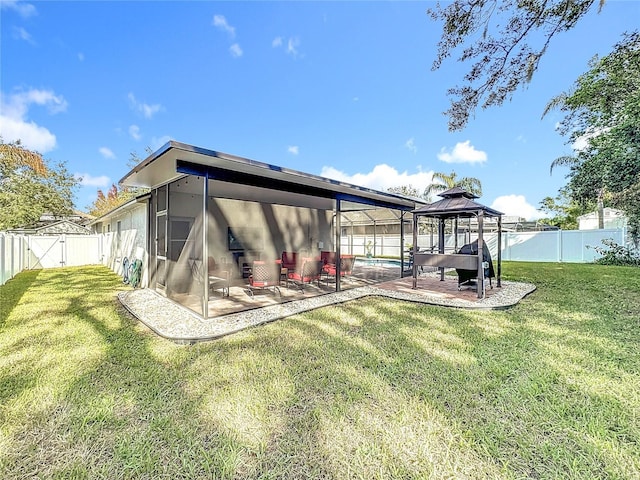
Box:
78;52;84;61
405;137;417;154
437;140;487;164
127;92;163;119
0;115;56;153
213;14;236;37
75;172;111;188
572;127;610;151
286;37;301;58
1;0;37;17
129;124;141;140
229;43;243;58
0;87;67;153
99;147;115;159
273;36;302;58
287;145;299;155
490;195;544;221
13;26;34;44
320;163;434;194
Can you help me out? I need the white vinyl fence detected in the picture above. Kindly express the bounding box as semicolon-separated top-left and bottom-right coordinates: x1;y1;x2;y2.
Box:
1;228;632;287
1;233;103;286
341;228;628;263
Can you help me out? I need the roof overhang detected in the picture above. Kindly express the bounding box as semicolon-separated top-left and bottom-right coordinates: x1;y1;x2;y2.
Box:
413;197;503;219
88;193;150;226
120;141;425;211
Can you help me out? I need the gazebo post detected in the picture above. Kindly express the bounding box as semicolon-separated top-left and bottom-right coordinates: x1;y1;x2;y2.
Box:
497;215;502;287
400;211;405;278
336;199;342;292
439;217;445;281
454;217;458;252
412;212;418;289
477;209;484;298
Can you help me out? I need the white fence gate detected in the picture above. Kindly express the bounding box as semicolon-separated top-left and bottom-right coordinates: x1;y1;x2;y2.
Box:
1;233;103;286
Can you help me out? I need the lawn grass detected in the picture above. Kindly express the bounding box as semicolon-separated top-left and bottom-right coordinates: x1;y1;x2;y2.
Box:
1;262;639;479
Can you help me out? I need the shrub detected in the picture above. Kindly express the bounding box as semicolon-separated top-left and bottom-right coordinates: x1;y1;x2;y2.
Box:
589;238;640;266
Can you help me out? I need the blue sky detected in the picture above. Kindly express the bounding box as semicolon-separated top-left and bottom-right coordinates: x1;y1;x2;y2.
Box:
2;0;638;218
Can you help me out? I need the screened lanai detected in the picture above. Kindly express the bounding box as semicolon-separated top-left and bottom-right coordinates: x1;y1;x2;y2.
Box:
120;141;426;319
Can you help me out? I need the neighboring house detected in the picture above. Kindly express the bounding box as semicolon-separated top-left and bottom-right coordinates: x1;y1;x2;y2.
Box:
577;208;627;230
5;212;93;235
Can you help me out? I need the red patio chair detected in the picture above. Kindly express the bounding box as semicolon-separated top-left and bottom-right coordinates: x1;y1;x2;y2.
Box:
322;254;355;284
247;260;281;298
288;257;322;291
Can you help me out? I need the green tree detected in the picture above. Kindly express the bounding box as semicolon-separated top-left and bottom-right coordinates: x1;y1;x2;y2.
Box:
429;0;605;130
424;171;482;201
0;140;78;230
545;31;640;241
537;187;587;229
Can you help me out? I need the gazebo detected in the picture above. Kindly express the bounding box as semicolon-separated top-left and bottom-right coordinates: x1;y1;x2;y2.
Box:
411;187;503;298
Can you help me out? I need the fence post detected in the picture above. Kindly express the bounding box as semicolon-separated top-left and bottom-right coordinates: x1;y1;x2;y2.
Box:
558;230;563;262
0;234;5;285
60;234;66;267
10;235;15;279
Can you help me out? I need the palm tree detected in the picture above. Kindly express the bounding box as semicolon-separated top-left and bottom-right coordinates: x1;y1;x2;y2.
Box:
549;155;579;175
424;171;482;201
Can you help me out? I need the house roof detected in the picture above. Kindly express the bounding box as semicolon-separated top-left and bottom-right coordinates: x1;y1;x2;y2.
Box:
88;194;150;225
576;207;625;220
120;141;426;211
6;219;91;235
413;187;503;218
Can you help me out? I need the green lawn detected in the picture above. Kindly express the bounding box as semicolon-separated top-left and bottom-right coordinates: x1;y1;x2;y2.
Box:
1;263;639;479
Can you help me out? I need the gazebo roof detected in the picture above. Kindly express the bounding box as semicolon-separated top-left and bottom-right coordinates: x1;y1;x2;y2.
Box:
413;187;503;218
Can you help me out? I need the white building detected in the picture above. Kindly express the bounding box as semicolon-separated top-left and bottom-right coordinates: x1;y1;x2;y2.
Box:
577;208;627;230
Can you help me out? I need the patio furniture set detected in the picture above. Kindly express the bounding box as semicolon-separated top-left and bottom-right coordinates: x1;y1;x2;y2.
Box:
196;251;357;300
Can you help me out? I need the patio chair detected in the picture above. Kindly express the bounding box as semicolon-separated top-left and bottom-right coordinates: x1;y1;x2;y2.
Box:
190;258;230;297
288;257;322;291
320;251;336;268
281;251;298;271
322;254;355;284
247;260;281;298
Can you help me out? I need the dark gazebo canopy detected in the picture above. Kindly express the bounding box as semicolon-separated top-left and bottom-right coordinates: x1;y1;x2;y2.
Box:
411;187;503;297
412;186;502;218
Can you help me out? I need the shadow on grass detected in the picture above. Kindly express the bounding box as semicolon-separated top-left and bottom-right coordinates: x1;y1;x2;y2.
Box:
1;264;638;479
0;269;41;330
20;266;246;478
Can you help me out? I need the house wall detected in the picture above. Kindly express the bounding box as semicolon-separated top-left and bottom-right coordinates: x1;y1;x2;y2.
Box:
94;202;149;286
578;208;627;230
